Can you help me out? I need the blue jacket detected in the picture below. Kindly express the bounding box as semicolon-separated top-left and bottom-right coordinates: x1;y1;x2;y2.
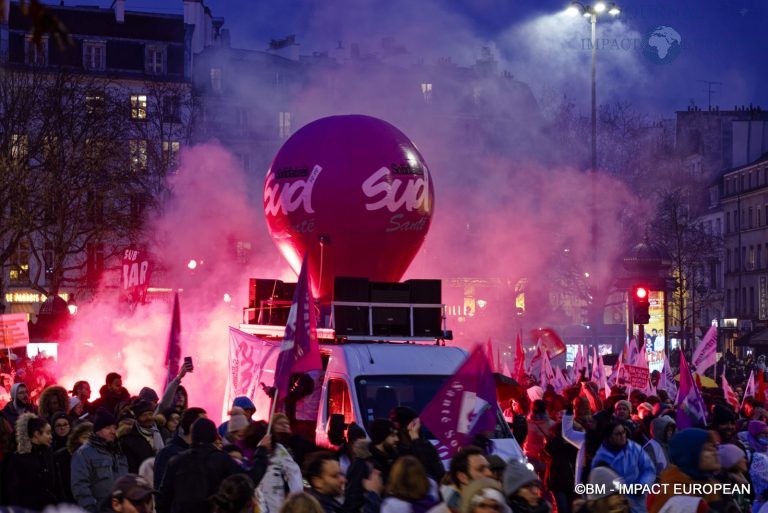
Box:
70;436;129;513
592;440;655;513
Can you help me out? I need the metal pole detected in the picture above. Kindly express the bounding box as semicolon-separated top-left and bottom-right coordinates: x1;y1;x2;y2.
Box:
590;13;599;360
590;13;597;173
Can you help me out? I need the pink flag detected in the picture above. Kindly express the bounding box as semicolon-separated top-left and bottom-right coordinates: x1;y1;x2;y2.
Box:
625;337;639;365
692;325;717;374
485;338;496;373
513;331;526;382
721;373;740;411
540;350;555;388
675;351;707;429
742;370;755;407
634;343;648;368
573;345;586;383
529;345;543;378
164;293;182;388
420;345;497;457
659;352;677;398
553;366;568;393
274;255;322;401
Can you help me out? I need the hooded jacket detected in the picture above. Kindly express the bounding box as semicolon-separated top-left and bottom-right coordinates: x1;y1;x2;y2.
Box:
1;383;37;427
643;416;675;475
39;385;69;422
591;438;655;513
5;413;63;509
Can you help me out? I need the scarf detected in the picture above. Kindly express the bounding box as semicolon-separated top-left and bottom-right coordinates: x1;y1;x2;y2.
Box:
137;423;165;452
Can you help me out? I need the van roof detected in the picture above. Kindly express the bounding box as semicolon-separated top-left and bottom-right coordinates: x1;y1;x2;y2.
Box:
326;344;467;376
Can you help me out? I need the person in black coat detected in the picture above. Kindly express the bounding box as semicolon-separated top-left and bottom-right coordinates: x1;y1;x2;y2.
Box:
390;407;445;483
90;373;130;417
5;413;63;509
544;422;578;513
157;418;269;513
55;420;94;503
153;407;206;490
119;400;163;473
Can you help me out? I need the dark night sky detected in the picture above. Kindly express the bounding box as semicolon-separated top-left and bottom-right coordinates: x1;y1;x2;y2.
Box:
46;0;768;116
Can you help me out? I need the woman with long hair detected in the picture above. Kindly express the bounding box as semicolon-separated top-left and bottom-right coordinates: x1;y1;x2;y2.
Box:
381;455;439;513
210;473;255;513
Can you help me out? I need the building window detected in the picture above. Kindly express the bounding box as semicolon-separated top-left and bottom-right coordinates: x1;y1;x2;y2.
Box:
162;95;180;123
749;207;754;229
9;239;30;284
145;45;166;74
751;287;756;314
716;218;721;235
83;41;106;71
742;288;747;315
130;94;148;120
421;83;433;104
279;111;292;138
25;36;48;66
749;246;755;270
129;139;148;171
758;245;763;270
210;67;222;92
162;141;180;169
726;212;730;233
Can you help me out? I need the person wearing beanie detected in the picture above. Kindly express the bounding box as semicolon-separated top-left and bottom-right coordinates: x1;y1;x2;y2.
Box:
255;416;305;513
138;387;160;407
152;407;206;490
224;407;249;443
157;417;270;513
642;416;675;476
591;420;654;513
459;477;511;513
572;466;629;513
648;428;734;513
367;418;399;483
389;406;445;482
69;396;87;422
716;444;752;513
71;407;129;513
119;399;165;473
502;459;550;513
710;403;744;451
51;411;72;452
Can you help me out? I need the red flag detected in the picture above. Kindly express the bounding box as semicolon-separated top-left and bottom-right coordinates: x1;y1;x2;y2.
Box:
164;292;182;387
274;255;322;401
513;331;526;382
721;374;740;411
758;370;767;403
420;345;498;458
530;327;566;358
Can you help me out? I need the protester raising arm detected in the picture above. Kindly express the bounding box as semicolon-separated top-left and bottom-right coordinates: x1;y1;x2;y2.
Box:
156;360;193;415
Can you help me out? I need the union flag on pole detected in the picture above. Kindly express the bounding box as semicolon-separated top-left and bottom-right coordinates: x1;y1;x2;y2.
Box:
675;351;707;429
743;370;756;407
420;345;498;458
721;373;740;411
659;352;677;399
164;293;182;388
513;331;526;382
274;254;322;401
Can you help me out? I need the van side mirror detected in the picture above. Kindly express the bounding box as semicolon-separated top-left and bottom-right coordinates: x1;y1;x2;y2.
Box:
328;413;346;446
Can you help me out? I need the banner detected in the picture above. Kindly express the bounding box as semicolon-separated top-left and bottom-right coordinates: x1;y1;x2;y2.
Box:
420;345;497;458
624;364;650;389
1;313;29;348
226;327;280;418
530;327;566;358
692;325;717;374
122;248;152;305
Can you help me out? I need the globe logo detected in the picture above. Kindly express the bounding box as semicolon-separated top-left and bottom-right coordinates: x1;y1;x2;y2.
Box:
642;26;682;64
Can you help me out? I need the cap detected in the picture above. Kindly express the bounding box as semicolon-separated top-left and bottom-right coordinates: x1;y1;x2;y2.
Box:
138;387;159;403
68;397;81;412
111;474;156;503
502;459;540;496
232;396;255;410
586;467;622;500
131;400;155;417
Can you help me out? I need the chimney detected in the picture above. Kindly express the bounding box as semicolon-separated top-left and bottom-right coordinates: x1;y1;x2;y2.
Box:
112;0;125;23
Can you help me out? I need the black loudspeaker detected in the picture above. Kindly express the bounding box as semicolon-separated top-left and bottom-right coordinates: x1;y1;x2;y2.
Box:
334;277;370;301
334;277;370;336
370;282;411;303
372;307;410;336
248;279;283;308
407;279;442;336
407;279;441;303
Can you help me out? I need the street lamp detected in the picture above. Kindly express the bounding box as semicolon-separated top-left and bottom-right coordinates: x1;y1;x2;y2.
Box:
564;1;620;172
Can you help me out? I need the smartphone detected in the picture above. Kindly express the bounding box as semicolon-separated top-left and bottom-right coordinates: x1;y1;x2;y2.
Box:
184;356;194;372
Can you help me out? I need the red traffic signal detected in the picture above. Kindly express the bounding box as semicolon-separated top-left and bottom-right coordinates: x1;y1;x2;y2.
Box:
634;286;649;300
632;285;650;324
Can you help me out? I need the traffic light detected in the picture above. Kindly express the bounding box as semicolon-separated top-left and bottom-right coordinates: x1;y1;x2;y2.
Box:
632;285;650;324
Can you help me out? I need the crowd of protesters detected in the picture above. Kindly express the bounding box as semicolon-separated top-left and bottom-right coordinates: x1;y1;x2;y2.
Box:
1;350;768;513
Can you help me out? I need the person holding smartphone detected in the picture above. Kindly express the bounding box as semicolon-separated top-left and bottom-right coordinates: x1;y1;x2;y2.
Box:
155;357;194;416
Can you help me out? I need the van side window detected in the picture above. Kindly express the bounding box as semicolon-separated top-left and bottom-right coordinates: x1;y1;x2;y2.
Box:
328;378;354;424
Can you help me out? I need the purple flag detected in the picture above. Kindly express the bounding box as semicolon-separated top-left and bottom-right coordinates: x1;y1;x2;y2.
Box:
420;345;498;457
164;293;181;387
274;254;322;401
675;351;707;429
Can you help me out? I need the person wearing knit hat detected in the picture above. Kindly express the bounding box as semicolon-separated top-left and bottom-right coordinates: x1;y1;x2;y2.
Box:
70;407;129;513
232;396;256;417
158;415;271;513
460;478;511;513
368;418;397;446
366;418;398;483
572;466;629;513
120;400;165;473
710;403;742;450
636;402;653;420
502;459;548;512
648;428;728;513
716;444;752;513
226;407;249;442
138;387;160;406
68;396;86;422
613;400;632;421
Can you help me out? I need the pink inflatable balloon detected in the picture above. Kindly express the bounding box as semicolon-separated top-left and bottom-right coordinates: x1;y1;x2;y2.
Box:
263;115;435;302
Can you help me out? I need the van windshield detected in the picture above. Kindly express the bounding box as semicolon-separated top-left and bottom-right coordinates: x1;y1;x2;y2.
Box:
354;375;512;439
